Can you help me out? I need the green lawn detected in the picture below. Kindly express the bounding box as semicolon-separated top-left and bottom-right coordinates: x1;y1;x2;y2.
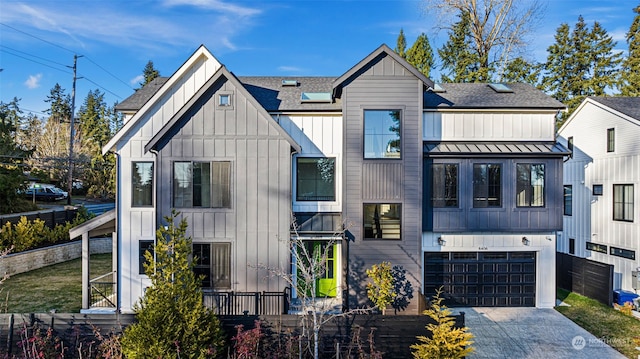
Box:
0;253;112;313
556;288;640;358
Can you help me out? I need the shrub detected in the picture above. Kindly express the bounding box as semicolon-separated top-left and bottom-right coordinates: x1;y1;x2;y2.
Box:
366;262;414;314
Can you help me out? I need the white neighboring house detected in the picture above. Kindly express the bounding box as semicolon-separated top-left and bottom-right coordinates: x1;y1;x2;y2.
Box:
558;97;640;292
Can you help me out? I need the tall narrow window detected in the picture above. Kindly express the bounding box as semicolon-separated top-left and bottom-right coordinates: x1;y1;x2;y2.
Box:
516;164;545;207
569;238;575;255
563;185;572;216
193;243;231;289
613;184;634;222
296;157;336;201
432;163;458;207
132;162;153;207
363;110;401;159
173;161;231;208
607;128;615;152
567;136;574;157
139;240;154;275
473;164;501;207
363;204;401;240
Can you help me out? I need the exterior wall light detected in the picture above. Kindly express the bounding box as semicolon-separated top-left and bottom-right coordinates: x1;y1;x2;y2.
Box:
522;237;530;246
437;236;446;246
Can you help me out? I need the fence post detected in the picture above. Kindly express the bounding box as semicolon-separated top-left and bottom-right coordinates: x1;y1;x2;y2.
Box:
7;313;14;355
255;292;260;315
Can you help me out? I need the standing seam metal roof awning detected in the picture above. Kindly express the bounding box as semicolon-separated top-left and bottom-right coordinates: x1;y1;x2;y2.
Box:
423;142;571;157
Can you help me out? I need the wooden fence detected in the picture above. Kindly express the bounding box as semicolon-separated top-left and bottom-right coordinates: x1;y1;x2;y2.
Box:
0;208;78;229
557;252;614;306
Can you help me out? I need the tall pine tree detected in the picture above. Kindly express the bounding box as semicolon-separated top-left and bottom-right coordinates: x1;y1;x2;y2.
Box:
140;60;160;87
0;99;32;213
406;33;435;78
438;10;485;82
621;5;640;96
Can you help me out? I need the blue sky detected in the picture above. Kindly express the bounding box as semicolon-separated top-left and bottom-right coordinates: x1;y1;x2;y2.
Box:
0;0;637;117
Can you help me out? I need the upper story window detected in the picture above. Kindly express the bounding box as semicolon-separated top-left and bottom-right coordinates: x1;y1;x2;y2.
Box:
473;164;501;208
516;163;545;207
218;93;233;109
567;136;574;156
363;203;401;240
607;128;615;152
613;184;633;222
593;184;603;196
363;110;401;159
563;185;572;216
431;163;458;207
173;161;231;208
296;157;335;201
132;162;154;207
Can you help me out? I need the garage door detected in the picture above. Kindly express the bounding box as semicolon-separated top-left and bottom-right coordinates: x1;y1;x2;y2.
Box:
424;251;536;307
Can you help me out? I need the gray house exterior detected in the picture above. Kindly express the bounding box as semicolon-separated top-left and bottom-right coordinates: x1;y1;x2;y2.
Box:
96;44;566;314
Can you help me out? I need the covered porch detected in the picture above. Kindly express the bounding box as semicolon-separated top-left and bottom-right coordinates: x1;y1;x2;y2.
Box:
68;209;116;313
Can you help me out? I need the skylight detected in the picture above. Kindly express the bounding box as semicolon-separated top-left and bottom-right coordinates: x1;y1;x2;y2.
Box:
301;92;332;103
282;79;298;86
488;83;513;93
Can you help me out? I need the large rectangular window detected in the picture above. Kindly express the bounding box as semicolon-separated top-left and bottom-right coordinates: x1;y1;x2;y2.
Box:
586;242;607;254
364;110;401;159
132;162;153;207
473;164;501;207
296;157;335;201
607;128;615;152
610;246;635;260
516;164;545;207
193;243;231;289
432;164;458;207
139;240;154;275
563;185;572;216
173;161;231;208
363;204;401;240
613;184;634;222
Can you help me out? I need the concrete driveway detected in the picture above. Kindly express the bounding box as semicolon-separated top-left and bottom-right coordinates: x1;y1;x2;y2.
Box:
449;307;627;359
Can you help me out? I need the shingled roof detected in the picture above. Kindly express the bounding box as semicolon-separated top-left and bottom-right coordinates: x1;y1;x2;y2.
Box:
424;83;566;110
588;96;640;121
115;77;169;111
239;76;341;112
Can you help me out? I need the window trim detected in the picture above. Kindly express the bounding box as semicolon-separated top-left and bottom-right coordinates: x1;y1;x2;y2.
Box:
139;240;154;275
569;238;575;255
431;163;459;208
363;203;401;240
567;136;574;157
193;242;232;290
516;163;545;208
217;92;234;109
295;157;336;202
593;184;603;196
363;109;402;160
132;162;154;207
472;163;502;208
610;246;636;260
586;241;607;254
173;161;232;209
607;128;615;152
613;184;634;222
563;185;572;216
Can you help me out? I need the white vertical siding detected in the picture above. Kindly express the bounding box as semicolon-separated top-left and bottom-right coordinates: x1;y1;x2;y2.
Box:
423;111;556;141
559;100;640;291
279;115;343;213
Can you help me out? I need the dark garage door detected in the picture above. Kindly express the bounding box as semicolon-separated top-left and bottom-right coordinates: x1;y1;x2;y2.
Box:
424;251;536;307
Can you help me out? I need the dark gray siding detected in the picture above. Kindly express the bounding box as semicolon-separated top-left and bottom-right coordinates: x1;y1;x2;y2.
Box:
154;77;293;293
342;53;424;313
424;157;564;232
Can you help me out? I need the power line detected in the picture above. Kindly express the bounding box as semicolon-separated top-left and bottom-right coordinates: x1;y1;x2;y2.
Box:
0;22;76;55
0;48;70;74
84;56;134;90
81;76;123;100
0;45;69;68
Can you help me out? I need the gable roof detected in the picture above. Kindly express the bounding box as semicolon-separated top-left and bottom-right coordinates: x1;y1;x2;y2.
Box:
103;45;221;155
424;83;566;110
239;77;341;112
145;65;301;153
115;77;169;112
588;97;640;121
332;44;435;96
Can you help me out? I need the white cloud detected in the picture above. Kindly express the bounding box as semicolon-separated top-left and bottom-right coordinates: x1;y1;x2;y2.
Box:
163;0;262;17
24;74;42;89
277;66;305;73
130;75;144;86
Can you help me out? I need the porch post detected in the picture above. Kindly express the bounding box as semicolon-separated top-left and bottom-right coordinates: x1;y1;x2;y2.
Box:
82;232;90;309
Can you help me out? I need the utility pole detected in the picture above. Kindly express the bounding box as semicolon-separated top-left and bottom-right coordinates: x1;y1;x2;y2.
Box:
67;54;82;206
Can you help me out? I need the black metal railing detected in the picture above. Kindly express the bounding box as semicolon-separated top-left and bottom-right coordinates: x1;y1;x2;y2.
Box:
203;288;290;315
90;271;116;308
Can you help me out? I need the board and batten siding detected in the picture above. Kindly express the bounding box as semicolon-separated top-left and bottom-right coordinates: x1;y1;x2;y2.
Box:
115;54;221;313
423;111;556;141
154;77;293;294
279;114;343;213
559;100;640;291
341;53;424;313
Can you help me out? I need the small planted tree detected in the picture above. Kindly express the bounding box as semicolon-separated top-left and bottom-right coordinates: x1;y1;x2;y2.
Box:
121;210;225;358
366;262;414;314
410;288;474;359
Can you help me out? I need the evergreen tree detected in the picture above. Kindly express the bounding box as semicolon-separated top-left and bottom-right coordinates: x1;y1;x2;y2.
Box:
501;57;541;85
438;11;485;82
541;23;572;105
122;211;225;358
587;21;622;96
44;83;71;124
406;33;435;78
395;29;407;59
0;99;32;214
141;60;160;87
621;5;640;96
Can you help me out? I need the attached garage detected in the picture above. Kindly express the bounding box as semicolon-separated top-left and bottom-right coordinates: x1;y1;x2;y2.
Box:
424;251;536;307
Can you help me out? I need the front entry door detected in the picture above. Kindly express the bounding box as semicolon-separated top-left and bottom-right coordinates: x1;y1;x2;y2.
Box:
299;241;338;298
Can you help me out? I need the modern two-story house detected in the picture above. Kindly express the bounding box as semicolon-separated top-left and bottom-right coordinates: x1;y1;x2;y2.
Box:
79;44;567;314
558;97;640;293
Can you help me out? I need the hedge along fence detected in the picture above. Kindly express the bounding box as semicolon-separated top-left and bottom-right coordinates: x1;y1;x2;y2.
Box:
0;237;112;276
